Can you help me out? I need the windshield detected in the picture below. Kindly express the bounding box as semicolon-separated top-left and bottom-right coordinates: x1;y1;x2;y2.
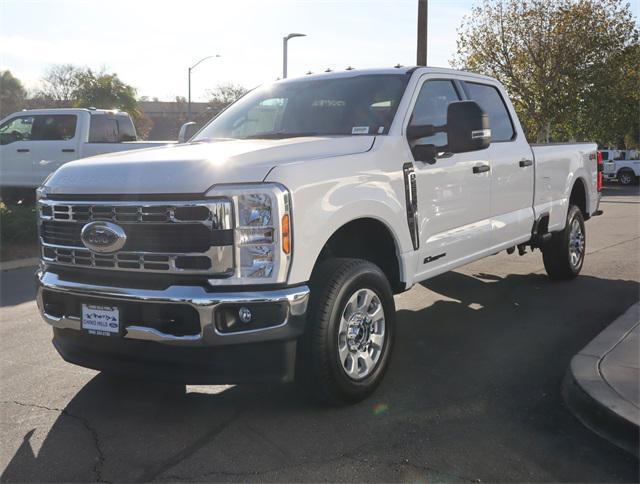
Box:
194;74;409;141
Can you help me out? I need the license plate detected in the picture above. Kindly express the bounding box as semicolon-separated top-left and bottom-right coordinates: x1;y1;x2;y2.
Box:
82;304;120;336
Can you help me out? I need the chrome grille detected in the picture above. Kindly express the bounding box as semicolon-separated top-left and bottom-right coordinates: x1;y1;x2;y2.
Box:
38;199;234;275
40;201;227;227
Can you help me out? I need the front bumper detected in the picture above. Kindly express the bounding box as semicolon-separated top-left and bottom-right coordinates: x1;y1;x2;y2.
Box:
36;269;310;383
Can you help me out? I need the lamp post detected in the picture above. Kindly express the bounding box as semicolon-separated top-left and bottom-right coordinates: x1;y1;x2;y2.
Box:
282;33;306;79
416;0;428;66
188;54;221;119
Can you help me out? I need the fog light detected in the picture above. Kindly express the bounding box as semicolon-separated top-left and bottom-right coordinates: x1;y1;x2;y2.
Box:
238;307;252;323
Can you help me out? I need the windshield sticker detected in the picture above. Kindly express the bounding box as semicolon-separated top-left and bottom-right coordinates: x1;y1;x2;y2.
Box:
378;126;385;134
352;126;370;135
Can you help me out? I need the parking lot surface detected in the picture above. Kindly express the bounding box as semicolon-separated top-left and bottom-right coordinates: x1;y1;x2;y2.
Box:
1;185;639;482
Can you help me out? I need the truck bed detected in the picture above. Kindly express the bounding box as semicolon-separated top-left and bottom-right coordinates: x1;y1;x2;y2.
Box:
531;142;598;231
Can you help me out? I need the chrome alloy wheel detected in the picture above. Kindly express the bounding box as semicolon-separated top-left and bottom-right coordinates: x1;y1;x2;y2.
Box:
619;171;634;185
568;219;585;269
337;288;386;380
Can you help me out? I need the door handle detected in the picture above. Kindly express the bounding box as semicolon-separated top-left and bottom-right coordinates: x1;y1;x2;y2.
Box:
519;159;533;167
16;148;29;153
472;164;490;174
61;149;75;153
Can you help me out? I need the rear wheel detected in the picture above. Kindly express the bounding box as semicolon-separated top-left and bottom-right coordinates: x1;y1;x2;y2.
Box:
618;169;635;186
298;258;396;404
542;205;585;281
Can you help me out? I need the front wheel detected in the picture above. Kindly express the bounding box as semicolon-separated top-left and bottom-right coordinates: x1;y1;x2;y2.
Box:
542;205;586;281
298;258;396;404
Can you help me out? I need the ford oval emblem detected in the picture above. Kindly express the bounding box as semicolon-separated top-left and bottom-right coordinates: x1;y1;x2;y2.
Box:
80;221;127;253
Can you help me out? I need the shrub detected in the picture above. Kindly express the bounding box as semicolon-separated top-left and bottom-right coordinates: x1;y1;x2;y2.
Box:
0;202;38;248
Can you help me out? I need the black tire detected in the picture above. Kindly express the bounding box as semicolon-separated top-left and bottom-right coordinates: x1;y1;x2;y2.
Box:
542;205;586;281
617;169;635;186
298;258;396;404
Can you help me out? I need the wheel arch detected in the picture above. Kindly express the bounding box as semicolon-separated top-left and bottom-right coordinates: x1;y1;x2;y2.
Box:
310;216;408;294
569;176;588;218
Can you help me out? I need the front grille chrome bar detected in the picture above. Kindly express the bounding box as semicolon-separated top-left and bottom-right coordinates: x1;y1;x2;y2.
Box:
38;199;234;275
38;199;233;230
41;243;234;275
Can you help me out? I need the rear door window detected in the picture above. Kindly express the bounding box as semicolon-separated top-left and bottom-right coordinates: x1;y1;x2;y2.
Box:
89;115;119;143
464;82;515;142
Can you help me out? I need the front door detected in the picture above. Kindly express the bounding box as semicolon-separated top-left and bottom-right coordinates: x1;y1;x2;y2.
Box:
402;77;492;281
0;115;36;187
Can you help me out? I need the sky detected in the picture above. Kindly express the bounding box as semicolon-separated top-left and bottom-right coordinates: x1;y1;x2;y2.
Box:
1;0;638;102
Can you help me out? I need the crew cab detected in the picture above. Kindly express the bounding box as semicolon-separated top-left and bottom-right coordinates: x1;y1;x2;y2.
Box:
35;68;601;403
0;108;172;198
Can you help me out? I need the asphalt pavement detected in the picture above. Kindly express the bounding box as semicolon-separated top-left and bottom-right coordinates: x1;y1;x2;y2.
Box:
1;184;639;482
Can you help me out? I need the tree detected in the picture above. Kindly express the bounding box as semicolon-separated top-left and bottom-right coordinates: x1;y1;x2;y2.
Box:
0;71;27;117
73;69;138;112
453;0;639;145
207;83;248;111
38;64;83;106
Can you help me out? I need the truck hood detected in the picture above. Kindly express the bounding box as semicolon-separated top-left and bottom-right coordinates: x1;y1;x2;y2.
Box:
45;136;375;195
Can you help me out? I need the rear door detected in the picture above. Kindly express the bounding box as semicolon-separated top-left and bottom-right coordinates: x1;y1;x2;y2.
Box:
402;77;492;280
462;81;535;248
30;114;79;185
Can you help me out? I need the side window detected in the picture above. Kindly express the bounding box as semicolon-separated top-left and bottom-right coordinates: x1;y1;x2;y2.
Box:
0;115;77;144
465;82;515;142
117;116;137;142
31;115;77;141
89;115;118;143
409;80;460;147
0;116;34;145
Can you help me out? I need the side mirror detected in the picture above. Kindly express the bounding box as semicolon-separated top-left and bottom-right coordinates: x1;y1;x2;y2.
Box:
407;123;444;164
446;101;490;153
412;144;438;164
407;124;438;141
178;122;198;143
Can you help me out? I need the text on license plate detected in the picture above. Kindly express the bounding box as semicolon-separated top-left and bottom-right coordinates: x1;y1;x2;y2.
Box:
81;304;120;336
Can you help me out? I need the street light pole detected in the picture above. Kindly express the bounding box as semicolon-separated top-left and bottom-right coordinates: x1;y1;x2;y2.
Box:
187;54;221;119
282;33;306;79
417;0;428;66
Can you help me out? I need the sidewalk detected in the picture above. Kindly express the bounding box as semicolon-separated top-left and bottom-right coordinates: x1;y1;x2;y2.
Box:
563;302;640;455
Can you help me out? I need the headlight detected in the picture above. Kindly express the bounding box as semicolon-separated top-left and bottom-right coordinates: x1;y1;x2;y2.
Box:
206;183;291;285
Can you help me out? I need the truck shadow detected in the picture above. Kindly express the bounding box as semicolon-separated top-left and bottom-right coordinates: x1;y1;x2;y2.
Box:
2;271;639;482
602;184;640;197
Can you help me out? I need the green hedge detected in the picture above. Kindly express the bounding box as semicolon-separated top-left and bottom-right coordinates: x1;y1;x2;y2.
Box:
0;202;38;247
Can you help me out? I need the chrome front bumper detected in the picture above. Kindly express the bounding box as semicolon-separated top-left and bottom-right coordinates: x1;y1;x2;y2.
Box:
36;269;310;347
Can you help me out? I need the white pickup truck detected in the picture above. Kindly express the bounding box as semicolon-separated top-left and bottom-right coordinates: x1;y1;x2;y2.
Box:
601;150;640;185
0;108;172;200
36;67;602;403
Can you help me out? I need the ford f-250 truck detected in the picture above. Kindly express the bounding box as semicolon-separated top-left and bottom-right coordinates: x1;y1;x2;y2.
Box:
35;67;601;403
0;108;172;201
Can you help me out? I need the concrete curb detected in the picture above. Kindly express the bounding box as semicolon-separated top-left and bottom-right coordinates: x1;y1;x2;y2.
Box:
563;302;640;456
0;257;39;272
